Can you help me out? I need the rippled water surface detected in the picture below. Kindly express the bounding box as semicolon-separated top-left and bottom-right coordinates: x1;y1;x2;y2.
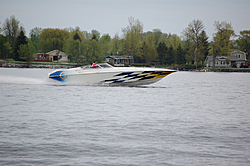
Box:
0;68;250;165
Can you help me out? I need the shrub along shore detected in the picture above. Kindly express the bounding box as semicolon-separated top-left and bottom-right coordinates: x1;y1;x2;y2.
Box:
0;60;75;69
0;60;249;72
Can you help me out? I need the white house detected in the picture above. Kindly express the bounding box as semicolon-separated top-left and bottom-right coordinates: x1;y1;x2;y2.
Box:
105;54;134;66
47;50;68;62
35;50;68;62
206;49;248;68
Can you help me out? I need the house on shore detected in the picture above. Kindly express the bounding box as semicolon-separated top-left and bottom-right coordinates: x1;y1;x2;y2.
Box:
105;54;134;66
206;49;249;68
34;50;68;62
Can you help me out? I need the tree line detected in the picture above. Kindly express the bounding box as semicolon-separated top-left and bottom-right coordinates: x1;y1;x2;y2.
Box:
0;15;249;69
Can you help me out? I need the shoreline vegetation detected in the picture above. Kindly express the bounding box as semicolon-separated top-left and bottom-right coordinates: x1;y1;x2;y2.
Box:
1;60;249;72
1;16;249;73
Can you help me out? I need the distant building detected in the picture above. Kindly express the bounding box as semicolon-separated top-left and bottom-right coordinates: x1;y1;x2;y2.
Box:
34;50;68;62
35;53;50;62
105;54;134;66
206;49;248;68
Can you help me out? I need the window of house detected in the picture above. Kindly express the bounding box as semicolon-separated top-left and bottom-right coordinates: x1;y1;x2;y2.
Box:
53;56;58;61
236;54;241;58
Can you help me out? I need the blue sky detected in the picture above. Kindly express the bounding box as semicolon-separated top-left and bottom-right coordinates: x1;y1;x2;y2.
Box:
1;0;250;39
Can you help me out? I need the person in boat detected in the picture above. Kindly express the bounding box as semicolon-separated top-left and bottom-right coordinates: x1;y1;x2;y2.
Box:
90;61;97;68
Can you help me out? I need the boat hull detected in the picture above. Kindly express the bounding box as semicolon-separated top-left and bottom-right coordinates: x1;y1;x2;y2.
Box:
48;65;175;86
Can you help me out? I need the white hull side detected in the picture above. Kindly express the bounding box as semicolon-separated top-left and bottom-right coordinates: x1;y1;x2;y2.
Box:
66;73;164;86
48;64;176;86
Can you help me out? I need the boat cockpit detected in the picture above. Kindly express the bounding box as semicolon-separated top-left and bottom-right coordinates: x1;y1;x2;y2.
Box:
81;63;114;70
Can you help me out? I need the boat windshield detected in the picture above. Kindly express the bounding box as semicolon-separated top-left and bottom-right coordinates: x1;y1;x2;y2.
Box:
81;63;114;70
99;63;114;68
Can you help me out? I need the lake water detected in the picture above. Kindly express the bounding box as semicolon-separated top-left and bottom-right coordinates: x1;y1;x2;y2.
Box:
0;68;250;166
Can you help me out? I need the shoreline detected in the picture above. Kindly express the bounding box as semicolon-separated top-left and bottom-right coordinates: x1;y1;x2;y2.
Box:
0;62;75;69
0;62;250;72
178;68;250;72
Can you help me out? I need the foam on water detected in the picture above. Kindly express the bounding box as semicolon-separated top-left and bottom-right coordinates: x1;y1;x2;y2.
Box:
0;68;65;86
0;75;49;85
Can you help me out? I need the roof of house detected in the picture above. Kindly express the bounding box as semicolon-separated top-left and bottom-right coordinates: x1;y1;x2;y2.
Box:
37;53;49;55
206;55;246;61
106;55;133;59
47;49;67;55
229;49;246;54
206;49;246;60
119;57;128;60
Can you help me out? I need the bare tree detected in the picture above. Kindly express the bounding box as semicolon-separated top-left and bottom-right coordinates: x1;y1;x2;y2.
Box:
2;15;20;45
181;19;206;64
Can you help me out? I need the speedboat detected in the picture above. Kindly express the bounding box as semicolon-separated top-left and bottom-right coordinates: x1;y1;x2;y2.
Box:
48;63;176;86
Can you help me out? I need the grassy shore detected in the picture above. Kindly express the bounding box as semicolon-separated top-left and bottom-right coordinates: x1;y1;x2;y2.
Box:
0;59;77;69
1;59;249;72
213;68;250;72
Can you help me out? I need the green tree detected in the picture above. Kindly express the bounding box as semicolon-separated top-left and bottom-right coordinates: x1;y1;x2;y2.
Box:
236;30;250;60
145;33;156;46
166;45;175;65
157;42;167;65
18;41;36;67
91;29;100;40
99;34;111;53
175;44;186;64
159;33;171;44
83;39;103;64
142;31;152;42
13;30;28;61
198;30;210;65
0;34;8;58
39;28;70;52
2;15;20;45
82;30;92;40
3;42;13;59
210;21;235;71
122;17;143;62
181;35;195;64
110;33;122;55
168;34;182;50
152;29;162;46
63;29;85;66
140;41;157;64
29;27;42;51
182;19;206;64
67;39;82;65
73;32;81;41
